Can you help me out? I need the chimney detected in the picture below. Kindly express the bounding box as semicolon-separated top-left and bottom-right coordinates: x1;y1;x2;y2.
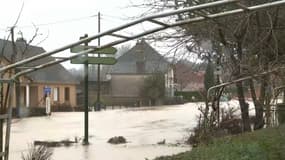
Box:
16;31;27;44
16;37;27;44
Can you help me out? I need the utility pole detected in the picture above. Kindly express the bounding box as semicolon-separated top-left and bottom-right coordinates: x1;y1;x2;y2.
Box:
81;34;89;145
96;12;101;111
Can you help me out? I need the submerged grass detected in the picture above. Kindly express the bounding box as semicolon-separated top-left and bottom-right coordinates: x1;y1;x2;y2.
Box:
155;125;285;160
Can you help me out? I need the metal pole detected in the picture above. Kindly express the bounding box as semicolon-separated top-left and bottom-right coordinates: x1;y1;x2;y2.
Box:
4;82;13;160
0;82;3;160
81;34;89;145
0;73;3;160
96;12;101;111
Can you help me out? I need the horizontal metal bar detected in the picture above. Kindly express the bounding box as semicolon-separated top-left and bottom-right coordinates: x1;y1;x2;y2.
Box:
11;49;94;80
235;3;250;11
249;0;285;11
207;67;285;99
148;19;170;27
0;114;8;120
16;66;36;69
192;10;210;18
206;1;285;20
109;33;131;40
0;0;239;73
53;57;68;60
146;0;239;20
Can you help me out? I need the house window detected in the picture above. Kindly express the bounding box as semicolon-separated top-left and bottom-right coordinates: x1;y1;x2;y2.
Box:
64;87;70;101
53;87;59;101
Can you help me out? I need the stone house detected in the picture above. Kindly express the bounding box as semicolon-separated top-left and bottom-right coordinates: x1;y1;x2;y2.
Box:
107;39;174;106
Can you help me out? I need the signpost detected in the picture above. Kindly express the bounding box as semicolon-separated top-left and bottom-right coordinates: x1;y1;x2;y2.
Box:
43;86;51;95
70;34;117;145
70;45;117;54
71;57;117;65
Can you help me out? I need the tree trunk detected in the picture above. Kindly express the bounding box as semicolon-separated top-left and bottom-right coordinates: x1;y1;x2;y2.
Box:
236;82;251;132
259;67;270;127
283;90;285;103
248;79;264;130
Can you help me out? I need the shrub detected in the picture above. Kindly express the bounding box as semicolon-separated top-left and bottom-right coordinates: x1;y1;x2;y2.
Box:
22;144;53;160
175;91;204;102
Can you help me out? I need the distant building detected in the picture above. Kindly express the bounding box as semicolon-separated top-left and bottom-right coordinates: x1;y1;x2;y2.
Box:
76;66;112;107
174;61;204;92
0;38;78;111
79;39;174;107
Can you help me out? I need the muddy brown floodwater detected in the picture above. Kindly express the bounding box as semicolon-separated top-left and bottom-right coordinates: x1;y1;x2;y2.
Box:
9;103;202;160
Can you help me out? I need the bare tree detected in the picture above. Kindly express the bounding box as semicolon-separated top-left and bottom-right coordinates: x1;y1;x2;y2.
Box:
132;0;285;131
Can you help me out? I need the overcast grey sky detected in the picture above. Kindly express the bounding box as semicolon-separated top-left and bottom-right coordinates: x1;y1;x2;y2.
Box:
0;0;148;68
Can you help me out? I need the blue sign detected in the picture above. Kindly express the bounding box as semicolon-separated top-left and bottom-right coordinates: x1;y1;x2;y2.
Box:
44;87;51;95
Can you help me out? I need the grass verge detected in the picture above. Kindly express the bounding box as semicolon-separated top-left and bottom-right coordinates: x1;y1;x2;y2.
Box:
155;125;285;160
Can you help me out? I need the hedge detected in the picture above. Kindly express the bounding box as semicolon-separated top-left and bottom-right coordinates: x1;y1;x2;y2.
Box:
175;91;205;102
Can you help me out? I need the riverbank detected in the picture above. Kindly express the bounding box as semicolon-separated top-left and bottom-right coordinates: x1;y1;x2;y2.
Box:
154;125;285;160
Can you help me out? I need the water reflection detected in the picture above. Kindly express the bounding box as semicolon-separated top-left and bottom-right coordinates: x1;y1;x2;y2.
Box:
10;103;201;160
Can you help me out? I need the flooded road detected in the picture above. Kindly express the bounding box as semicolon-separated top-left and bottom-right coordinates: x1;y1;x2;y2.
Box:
10;103;201;160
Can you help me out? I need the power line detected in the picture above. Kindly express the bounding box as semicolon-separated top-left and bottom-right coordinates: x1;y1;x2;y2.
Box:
100;16;135;36
17;14;98;28
2;13;125;30
101;13;128;20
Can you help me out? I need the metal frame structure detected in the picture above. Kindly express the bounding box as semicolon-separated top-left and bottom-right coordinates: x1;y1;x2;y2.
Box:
207;67;285;128
271;86;285;126
0;81;13;160
0;0;285;159
2;0;285;74
207;67;285;99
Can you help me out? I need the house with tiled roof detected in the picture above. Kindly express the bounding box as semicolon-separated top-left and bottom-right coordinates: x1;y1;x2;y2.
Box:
0;38;78;112
106;39;174;106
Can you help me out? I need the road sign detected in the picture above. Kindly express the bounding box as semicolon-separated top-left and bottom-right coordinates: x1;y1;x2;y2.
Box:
70;45;117;54
44;86;51;95
71;57;117;65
